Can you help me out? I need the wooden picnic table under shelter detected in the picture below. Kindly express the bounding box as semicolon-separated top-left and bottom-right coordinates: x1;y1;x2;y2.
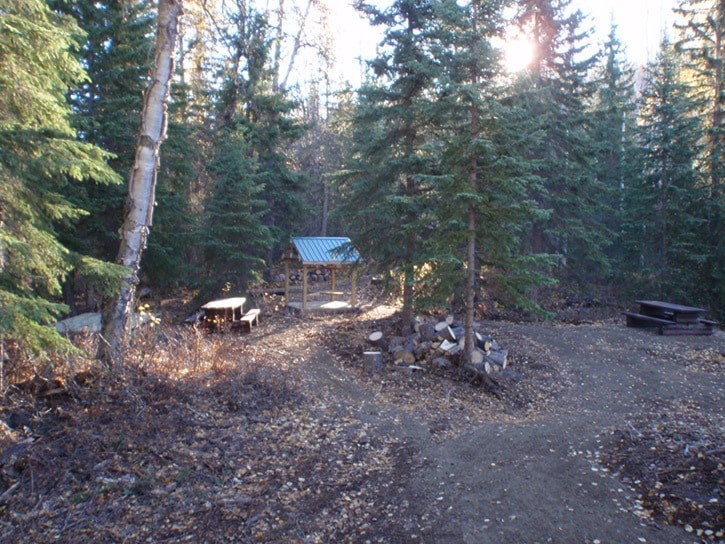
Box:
281;237;360;311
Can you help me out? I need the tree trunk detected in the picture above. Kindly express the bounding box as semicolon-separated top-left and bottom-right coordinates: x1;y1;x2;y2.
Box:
321;175;329;236
280;0;313;91
463;4;480;369
99;0;183;367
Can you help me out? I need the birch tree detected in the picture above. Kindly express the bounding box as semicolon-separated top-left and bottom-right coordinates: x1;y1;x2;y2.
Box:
100;0;183;367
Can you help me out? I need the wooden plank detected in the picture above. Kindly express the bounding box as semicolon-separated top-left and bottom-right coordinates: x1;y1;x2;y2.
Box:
660;324;714;336
635;300;706;313
201;297;246;311
623;311;674;327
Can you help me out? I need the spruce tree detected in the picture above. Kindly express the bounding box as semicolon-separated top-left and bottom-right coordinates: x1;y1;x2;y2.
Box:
200;8;303;294
513;0;606;289
674;0;725;317
622;41;709;302
51;0;155;262
424;0;551;368
0;0;121;362
339;0;447;329
590;23;639;279
202;128;273;291
144;101;203;292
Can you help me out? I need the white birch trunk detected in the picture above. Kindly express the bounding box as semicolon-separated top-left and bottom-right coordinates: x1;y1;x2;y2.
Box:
99;0;183;367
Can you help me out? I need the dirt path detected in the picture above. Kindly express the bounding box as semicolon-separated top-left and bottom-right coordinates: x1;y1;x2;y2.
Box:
295;319;724;543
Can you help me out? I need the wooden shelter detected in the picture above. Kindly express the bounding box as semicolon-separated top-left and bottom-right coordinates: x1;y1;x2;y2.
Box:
281;237;360;311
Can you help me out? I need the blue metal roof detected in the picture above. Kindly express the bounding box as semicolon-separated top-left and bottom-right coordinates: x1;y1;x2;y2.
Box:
290;237;359;265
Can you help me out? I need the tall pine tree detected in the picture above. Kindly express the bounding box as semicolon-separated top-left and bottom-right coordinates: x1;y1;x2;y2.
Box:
427;0;550;363
200;7;303;294
591;23;639;279
513;0;606;290
340;0;447;329
674;0;725;317
622;41;709;302
0;0;121;363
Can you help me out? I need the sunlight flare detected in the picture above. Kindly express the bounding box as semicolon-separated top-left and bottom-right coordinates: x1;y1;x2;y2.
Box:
503;36;535;73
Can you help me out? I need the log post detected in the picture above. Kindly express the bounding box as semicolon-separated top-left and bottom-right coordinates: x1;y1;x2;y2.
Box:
350;268;357;307
284;260;290;305
302;265;308;310
330;268;336;301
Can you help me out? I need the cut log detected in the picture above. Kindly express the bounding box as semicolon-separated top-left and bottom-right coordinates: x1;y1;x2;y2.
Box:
414;341;432;361
476;334;493;352
363;351;383;374
434;321;449;334
393;349;416;365
439;339;461;356
485;349;508;369
436;325;456;342
418;322;437;342
368;331;386;349
387;336;406;353
469;348;485;365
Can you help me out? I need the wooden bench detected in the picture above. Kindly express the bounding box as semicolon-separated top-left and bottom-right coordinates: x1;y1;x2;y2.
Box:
623;310;717;336
622;311;674;328
237;308;260;332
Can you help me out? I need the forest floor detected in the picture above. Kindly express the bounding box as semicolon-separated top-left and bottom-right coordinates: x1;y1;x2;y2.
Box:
0;294;723;543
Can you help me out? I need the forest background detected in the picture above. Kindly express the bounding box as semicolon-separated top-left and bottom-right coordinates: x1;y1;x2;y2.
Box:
1;0;723;367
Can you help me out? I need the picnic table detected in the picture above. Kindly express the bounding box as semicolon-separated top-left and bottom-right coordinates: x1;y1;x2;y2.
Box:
623;300;717;335
201;297;246;331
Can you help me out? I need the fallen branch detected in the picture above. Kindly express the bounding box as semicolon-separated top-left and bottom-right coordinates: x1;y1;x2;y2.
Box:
0;481;20;504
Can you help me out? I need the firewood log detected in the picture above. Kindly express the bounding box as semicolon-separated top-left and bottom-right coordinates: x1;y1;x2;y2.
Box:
485;349;508;369
435;325;456;342
439;339;461;356
469;348;485;365
393;348;416;365
368;331;386;350
418;322;437;342
387;335;406;353
414;341;432;361
363;351;383;374
477;334;493;352
434;321;449;334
